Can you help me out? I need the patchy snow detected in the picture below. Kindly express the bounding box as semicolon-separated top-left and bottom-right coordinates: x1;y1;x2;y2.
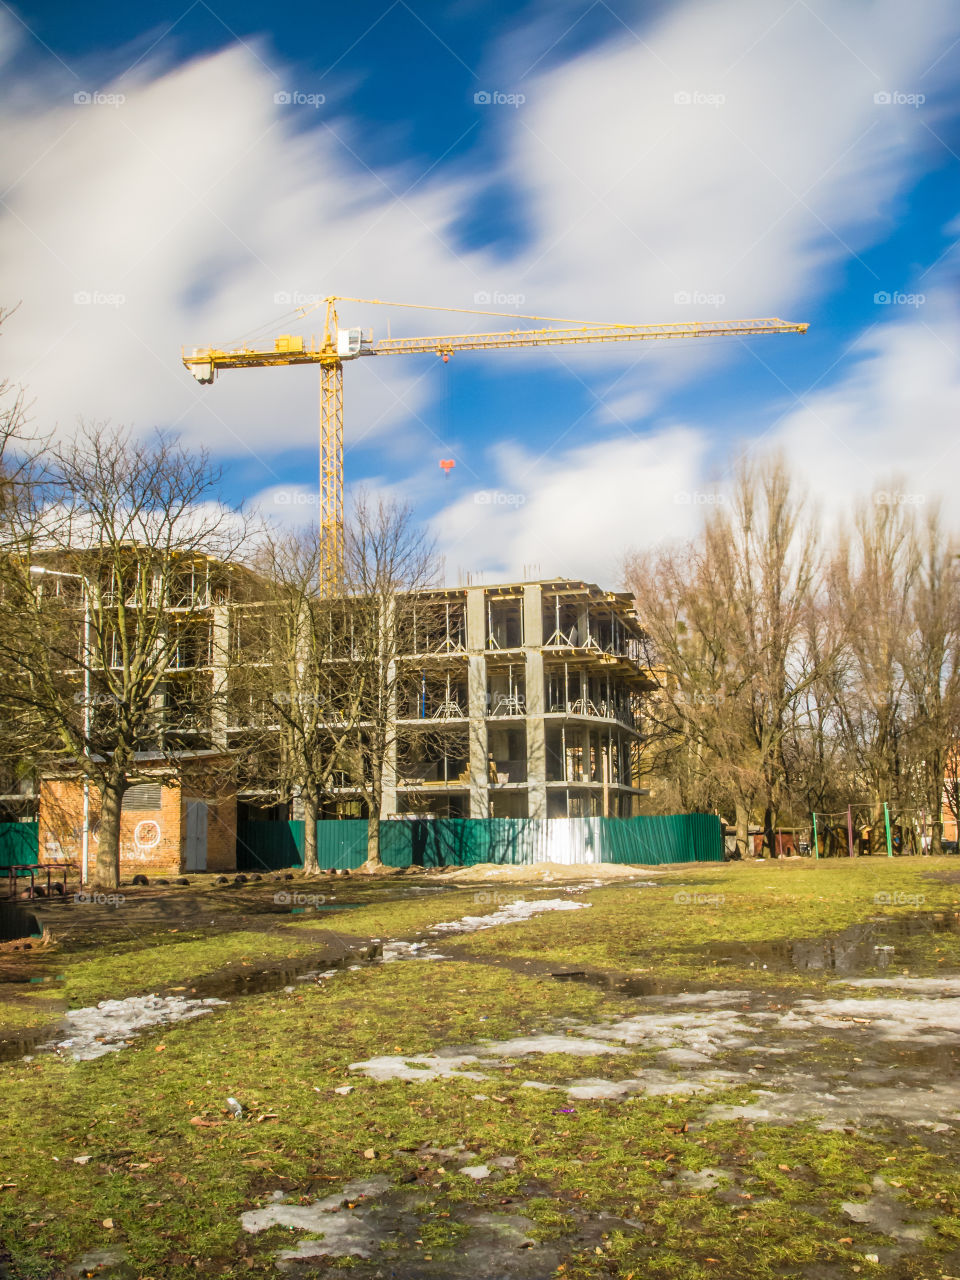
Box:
835;976;960;995
430;898;590;935
794;995;960;1044
349;1053;490;1083
381;940;448;962
675;1167;732;1190
242;1177;391;1236
842;1178;930;1245
480;1033;627;1058
703;1078;960;1131
42;994;227;1061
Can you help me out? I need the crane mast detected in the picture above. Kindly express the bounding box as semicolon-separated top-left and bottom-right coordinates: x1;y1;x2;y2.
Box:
183;296;808;594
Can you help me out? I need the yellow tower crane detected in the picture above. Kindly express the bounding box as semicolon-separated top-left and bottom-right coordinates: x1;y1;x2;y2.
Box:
183;296;808;594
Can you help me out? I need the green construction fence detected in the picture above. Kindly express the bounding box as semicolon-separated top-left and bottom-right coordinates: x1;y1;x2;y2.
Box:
0;821;39;874
236;814;723;873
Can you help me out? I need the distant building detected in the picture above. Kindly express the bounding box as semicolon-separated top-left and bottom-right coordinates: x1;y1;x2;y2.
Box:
27;556;653;874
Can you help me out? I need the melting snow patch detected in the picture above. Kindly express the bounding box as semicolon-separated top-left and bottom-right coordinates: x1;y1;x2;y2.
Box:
42;994;227;1061
795;996;960;1044
430;898;589;935
481;1033;627;1057
835;976;960;995
675;1167;731;1190
349;1053;490;1083
381;940;448;963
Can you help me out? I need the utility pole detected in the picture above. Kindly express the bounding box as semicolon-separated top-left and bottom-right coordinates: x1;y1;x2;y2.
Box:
30;566;91;884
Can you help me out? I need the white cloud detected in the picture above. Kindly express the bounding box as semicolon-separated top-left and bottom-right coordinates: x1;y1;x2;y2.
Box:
429;426;710;585
768;287;960;516
429;285;960;586
2;0;958;587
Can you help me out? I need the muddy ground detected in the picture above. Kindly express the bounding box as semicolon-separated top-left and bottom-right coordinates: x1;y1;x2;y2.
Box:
2;858;960;1279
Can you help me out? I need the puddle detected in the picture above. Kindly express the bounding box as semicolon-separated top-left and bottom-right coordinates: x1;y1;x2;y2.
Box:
548;968;679;998
161;943;383;1001
0;1025;56;1062
0;945;383;1064
704;911;960;973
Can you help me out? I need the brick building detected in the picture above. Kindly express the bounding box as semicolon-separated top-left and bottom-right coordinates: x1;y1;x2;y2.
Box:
38;752;237;877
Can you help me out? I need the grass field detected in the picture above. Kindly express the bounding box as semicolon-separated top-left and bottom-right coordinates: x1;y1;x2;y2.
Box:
2;857;959;1279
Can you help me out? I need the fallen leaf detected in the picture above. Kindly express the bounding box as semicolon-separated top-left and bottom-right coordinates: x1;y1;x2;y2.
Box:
363;1149;375;1160
155;1045;165;1054
778;1164;791;1172
189;1117;220;1128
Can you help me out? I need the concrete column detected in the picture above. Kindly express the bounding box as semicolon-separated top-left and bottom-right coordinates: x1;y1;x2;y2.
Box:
522;583;543;647
466;586;486;652
467;654;489;817
523;584;546;819
464;587;489;817
382;656;398;816
577;602;590;646
211;605;230;751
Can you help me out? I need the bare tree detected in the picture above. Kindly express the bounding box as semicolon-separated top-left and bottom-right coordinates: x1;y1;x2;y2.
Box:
829;490;920;851
628;456;827;857
0;424;249;889
240;526;366;873
901;504;960;854
341;495;438;868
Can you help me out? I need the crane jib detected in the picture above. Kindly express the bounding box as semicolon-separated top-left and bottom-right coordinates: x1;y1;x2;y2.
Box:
180;309;808;593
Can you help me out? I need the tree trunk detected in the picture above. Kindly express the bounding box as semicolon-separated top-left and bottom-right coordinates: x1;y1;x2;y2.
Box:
302;790;320;874
734;802;749;861
94;776;124;890
366;809;382;866
930;812;944;857
763;806;777;858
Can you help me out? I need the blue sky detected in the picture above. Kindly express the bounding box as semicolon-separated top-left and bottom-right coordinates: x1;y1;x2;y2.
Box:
2;0;959;585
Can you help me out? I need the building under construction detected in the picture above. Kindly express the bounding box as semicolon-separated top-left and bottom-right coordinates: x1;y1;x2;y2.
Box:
24;559;652;875
370;579;650;820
